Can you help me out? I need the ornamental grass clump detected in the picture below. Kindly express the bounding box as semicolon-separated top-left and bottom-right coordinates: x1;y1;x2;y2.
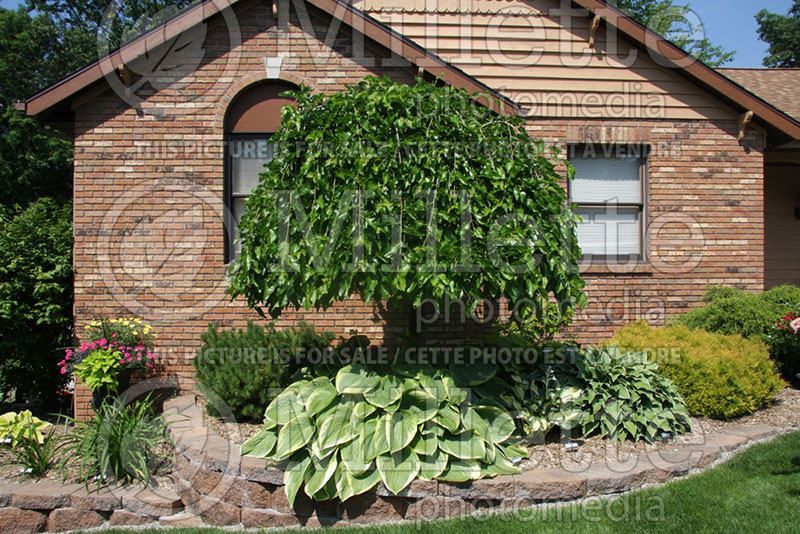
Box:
242;363;528;505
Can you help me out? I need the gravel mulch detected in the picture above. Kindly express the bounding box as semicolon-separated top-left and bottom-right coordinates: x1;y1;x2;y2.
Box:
202;387;800;473
0;424;175;493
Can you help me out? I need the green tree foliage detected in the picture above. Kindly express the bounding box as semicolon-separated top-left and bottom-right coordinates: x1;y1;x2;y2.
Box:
230;77;586;325
0;198;73;404
756;1;800;67
613;0;735;66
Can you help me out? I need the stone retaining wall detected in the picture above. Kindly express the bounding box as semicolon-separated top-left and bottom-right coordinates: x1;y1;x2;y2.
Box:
165;395;783;529
0;481;185;534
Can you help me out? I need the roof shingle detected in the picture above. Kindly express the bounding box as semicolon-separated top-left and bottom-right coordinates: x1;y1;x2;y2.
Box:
719;68;800;122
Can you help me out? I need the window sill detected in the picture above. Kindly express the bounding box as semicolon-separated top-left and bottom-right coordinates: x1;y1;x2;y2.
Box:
579;262;654;275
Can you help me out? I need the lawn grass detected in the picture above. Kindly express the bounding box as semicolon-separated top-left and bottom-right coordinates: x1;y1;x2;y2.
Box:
79;431;800;534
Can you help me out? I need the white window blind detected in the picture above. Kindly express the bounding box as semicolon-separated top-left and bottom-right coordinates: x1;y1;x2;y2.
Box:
570;146;645;258
228;137;274;259
571;156;641;204
230;139;275;196
575;207;641;256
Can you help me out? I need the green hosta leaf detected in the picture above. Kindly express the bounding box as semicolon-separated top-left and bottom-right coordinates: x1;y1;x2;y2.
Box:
419;374;447;403
386;411;418;454
401;390;438;423
284;455;311;508
451;361;497;386
438;431;486;460
461;407;489;436
372;414;391;457
335;364;379;395
418;450;448;480
352;400;376;423
304;453;338;498
437;459;481;482
350;468;381;496
483;451;520;476
364;375;403;408
265;391;304;426
411;431;438;456
340;440;373;476
359;415;387;460
500;442;530;461
376;450;421;495
433;404;460;433
306;382;337;416
275;412;315;460
441;376;467;405
317;402;356;452
241;428;277;458
485;409;515;444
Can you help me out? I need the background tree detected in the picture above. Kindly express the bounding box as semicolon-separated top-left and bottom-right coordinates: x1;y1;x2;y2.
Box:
756;1;800;68
612;0;735;66
229;77;587;331
0;1;194;406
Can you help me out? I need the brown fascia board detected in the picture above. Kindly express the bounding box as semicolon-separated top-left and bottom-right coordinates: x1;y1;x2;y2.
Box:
572;0;800;140
23;0;518;121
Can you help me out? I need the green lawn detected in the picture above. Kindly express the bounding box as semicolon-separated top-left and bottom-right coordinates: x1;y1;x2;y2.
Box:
81;431;800;534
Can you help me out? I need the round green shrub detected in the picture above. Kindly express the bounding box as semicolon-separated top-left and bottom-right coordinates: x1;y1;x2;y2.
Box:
674;285;800;382
193;322;335;422
611;321;786;420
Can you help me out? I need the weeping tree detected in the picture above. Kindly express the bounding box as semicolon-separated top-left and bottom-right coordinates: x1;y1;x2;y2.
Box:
228;77;586;332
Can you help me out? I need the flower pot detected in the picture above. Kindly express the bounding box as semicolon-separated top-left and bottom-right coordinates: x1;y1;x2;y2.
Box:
91;369;134;409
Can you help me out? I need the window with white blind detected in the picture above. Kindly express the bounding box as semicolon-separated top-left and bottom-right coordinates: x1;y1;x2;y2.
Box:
226;136;275;258
568;145;647;260
224;81;297;262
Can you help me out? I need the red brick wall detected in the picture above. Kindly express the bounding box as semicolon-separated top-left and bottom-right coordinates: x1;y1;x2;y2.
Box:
70;3;766;418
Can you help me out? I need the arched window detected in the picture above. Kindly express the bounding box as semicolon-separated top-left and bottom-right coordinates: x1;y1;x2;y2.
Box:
224;81;298;261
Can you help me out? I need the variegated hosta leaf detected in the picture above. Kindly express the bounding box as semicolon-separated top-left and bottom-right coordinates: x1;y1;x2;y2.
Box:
438;459;481;482
335;364;379;395
351;400;376;423
335;463;381;500
317;401;356;451
376;450;421;495
283;455;311;508
304;453;338;498
401;389;438;423
451;360;497;386
305;382;338;416
264;390;304;426
461;407;489;436
340;437;373;476
241;428;277;458
418;450;448;480
433;403;460;433
364;375;403;408
419;373;447;403
441;375;467;405
275;411;315;460
438;431;486;460
411;431;437;456
386;410;418;454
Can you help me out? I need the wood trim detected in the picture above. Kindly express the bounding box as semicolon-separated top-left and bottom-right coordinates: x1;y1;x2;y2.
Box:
23;0;518;119
570;0;800;140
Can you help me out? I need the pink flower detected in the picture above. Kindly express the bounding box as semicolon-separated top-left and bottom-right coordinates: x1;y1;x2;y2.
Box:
99;338;107;347
119;359;125;364
124;353;130;359
65;354;70;361
112;333;117;338
145;363;153;368
65;349;73;357
60;368;67;374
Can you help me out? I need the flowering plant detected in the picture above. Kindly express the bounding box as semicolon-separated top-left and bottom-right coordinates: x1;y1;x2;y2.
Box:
769;310;800;383
58;318;158;385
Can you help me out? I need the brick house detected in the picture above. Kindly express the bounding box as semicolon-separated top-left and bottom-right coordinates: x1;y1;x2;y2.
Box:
17;0;800;418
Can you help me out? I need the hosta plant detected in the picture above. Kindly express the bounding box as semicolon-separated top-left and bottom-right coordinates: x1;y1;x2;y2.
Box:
577;347;691;443
0;410;52;446
242;364;528;505
471;335;584;438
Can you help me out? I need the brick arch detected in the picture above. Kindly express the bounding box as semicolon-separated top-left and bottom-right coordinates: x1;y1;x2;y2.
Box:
213;70;315;134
